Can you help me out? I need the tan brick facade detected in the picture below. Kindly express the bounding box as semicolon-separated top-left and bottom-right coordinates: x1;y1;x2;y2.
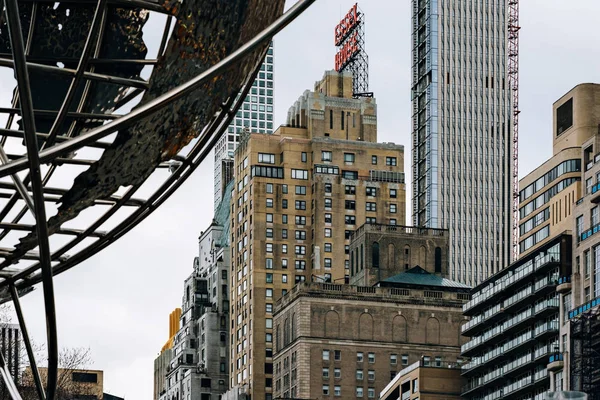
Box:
272;283;467;400
229;71;405;399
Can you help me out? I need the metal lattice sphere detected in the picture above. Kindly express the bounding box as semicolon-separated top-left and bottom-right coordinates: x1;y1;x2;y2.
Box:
0;0;313;397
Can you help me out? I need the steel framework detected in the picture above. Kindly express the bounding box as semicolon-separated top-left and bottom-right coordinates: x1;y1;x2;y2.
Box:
570;307;600;399
336;5;370;97
507;0;520;260
0;0;315;398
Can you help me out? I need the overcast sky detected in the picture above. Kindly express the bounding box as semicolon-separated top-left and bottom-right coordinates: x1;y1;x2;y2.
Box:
1;1;600;399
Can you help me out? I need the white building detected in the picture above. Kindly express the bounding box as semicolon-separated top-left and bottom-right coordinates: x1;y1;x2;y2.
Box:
411;0;514;285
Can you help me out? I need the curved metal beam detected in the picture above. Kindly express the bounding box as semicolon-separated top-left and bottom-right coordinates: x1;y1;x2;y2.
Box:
0;0;317;179
3;0;58;398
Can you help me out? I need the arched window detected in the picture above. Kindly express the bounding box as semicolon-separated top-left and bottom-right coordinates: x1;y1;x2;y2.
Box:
435;247;442;273
186;285;190;302
350;250;355;275
372;242;380;268
360;244;364;270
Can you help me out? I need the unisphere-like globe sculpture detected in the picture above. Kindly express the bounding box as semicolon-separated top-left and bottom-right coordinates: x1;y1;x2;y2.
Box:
0;0;314;398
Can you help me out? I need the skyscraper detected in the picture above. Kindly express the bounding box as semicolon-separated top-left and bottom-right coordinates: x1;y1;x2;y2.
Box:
214;42;275;212
411;0;514;285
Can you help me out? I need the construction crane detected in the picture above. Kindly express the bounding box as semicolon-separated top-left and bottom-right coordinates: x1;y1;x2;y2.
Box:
508;0;520;260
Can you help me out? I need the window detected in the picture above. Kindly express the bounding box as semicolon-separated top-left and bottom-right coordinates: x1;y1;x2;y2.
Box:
266;183;273;193
266;273;273;283
366;217;376;224
390;354;397;365
266;213;273;223
371;155;377;165
435;356;442;367
295;230;307;240
282;229;288;239
323;350;330;361
325;183;333;193
586;286;591;302
334;350;341;361
266;289;273;298
357;352;364;362
282;259;288;269
389;219;397;225
366;187;376;197
258;153;275;164
295;185;306;195
325;228;332;237
368;353;375;363
367;370;375;381
282;244;288;254
332;386;341;397
334;368;341;379
322;151;333;161
295;260;306;270
342;170;358;180
344;153;355;163
291;169;308;180
593;207;599;227
356;370;363;380
356;387;363;398
266;243;273;253
282;214;288;224
266;304;273;313
325;213;332;223
325;243;333;252
295;275;306;284
385;156;397;166
282;184;288;194
282;274;288;283
366;202;376;212
323;368;330;379
345;185;356;195
587;177;593;194
266;198;273;208
389;204;397;213
390;189;397;198
325;258;332;268
301;152;307;163
296;215;306;225
401;354;408;365
412;378;419;393
295;246;306;255
345;215;356;225
295;200;306;210
322;385;330;396
266;318;273;328
423;356;430;366
367;388;375;398
585;250;591;277
345;200;356;210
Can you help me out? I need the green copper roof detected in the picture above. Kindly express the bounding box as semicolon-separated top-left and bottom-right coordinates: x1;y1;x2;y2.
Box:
383;266;471;289
214;180;234;247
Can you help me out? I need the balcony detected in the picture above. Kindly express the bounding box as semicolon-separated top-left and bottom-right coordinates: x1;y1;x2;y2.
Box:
557;276;572;294
502;308;534;337
462;304;503;336
463;284;503;315
534;275;558;296
534;346;550;362
503;375;533;398
534;321;559;340
534;368;549;383
503;352;534;378
547;352;564;372
579;222;600;243
568;296;600;319
534;253;560;273
534;298;560;318
461;325;504;357
502;285;534;313
502;330;535;359
461;346;505;377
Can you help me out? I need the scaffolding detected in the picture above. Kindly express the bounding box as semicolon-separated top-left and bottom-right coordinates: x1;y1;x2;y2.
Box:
570;307;600;399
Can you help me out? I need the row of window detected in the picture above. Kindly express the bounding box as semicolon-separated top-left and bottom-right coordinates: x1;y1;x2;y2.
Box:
322;385;376;398
264;197;397;213
265;213;398;226
260;182;398;199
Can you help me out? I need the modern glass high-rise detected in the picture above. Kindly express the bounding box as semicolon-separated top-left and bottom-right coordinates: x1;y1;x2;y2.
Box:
411;0;514;285
213;42;275;211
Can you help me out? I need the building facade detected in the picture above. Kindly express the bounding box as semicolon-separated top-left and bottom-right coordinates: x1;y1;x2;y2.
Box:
272;281;468;400
162;203;231;400
22;368;104;399
214;42;275;212
411;0;514;285
348;223;449;286
379;359;463;400
0;324;20;398
461;234;571;400
228;70;405;400
154;308;181;400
